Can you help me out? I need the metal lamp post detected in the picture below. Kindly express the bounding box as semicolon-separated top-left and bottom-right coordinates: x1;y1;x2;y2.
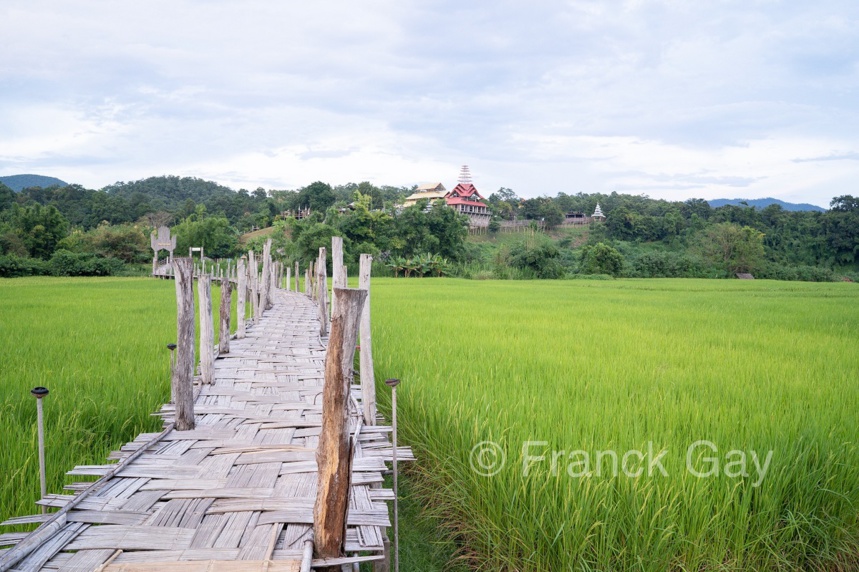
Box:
384;378;400;572
30;386;49;514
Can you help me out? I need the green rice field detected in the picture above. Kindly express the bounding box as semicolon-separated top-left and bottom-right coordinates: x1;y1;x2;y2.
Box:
372;279;859;570
1;277;857;570
0;277;238;523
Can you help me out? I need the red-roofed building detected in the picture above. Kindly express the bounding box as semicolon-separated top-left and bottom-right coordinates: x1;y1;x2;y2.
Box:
445;166;490;227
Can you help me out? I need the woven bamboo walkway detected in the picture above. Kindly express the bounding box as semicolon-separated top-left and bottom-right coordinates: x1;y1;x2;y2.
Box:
0;289;410;571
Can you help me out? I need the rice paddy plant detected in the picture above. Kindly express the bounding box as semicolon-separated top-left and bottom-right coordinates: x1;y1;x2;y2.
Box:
0;276;246;526
372;278;859;570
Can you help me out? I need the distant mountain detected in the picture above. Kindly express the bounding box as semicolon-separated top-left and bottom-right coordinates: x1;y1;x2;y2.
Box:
0;174;69;192
709;197;826;212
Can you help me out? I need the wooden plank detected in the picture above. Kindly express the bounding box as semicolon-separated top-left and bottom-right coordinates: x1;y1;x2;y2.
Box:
103;560;300;572
65;526;194;551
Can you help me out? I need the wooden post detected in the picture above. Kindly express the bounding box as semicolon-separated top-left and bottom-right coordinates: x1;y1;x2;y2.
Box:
261;239;272;312
295;261;300;292
305;267;311;296
359;254;376;425
310;259;319;301
198;274;214;385
269;257;278;302
172;258;195;431
237;256;247;339
317;248;328;336
219;276;231;355
313;288;367;570
250;251;261;322
331;236;344;317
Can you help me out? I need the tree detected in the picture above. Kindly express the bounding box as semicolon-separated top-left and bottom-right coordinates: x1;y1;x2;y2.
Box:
509;234;564;278
823;195;859;265
539;202;564;230
173;210;238;259
699;223;765;274
426;202;469;261
0;183;16;212
297;182;336;212
580;242;624;276
8;204;69;259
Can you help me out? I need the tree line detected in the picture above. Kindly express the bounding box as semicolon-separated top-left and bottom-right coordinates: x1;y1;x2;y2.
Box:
0;174;856;281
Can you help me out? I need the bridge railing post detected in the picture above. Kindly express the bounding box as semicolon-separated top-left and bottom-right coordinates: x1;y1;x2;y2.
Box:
317;248;328;337
172;258;195;431
237;256;247;339
359;253;376;425
219;276;231;355
198;274;214;385
313;287;367;571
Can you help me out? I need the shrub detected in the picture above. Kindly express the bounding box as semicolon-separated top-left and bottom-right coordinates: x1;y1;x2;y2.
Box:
625;250;707;278
509;235;564;279
49;250;123;276
579;242;624;276
0;254;50;277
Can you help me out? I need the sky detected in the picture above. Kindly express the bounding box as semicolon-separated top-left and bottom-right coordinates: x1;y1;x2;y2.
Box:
1;1;857;208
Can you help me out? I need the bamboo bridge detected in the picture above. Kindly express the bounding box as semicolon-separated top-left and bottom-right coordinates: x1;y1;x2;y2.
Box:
0;236;411;572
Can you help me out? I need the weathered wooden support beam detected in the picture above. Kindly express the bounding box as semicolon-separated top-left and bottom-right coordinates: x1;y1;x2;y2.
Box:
250;251;260;322
286;267;291;291
331;237;344;316
317;248;328;337
198;274;214;385
237;256;247;339
305;266;311;296
219;276;231;355
359;254;376;425
295;261;300;292
171;258;195;431
261;239;272;312
313;287;367;570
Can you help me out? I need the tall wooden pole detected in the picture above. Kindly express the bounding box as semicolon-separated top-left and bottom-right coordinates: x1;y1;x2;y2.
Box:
286;267;291;291
261;239;272;312
295;261;300;292
237;256;247;339
313;288;367;571
172;258;195;431
331;236;344;317
250;251;261;323
219;276;231;355
198;274;214;385
317;248;328;337
359;254;376;425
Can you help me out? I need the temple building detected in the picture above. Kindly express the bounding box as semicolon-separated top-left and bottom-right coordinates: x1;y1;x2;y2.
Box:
403;182;447;207
592;203;606;221
444;165;491;228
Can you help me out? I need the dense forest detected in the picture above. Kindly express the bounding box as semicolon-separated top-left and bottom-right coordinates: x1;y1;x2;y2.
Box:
0;175;856;281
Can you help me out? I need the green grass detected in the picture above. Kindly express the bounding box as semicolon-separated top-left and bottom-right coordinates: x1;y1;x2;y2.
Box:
0;276;248;526
0;276;457;569
3;276;857;570
0;278;177;523
372;278;859;570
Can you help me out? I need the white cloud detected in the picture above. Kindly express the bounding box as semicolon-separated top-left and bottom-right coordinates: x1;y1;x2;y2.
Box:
0;0;856;207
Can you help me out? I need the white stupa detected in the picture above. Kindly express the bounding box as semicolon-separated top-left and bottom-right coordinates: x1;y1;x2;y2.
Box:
592;203;605;220
458;164;473;184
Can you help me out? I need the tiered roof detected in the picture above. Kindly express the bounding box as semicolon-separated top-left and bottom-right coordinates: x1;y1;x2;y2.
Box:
445;165;486;207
